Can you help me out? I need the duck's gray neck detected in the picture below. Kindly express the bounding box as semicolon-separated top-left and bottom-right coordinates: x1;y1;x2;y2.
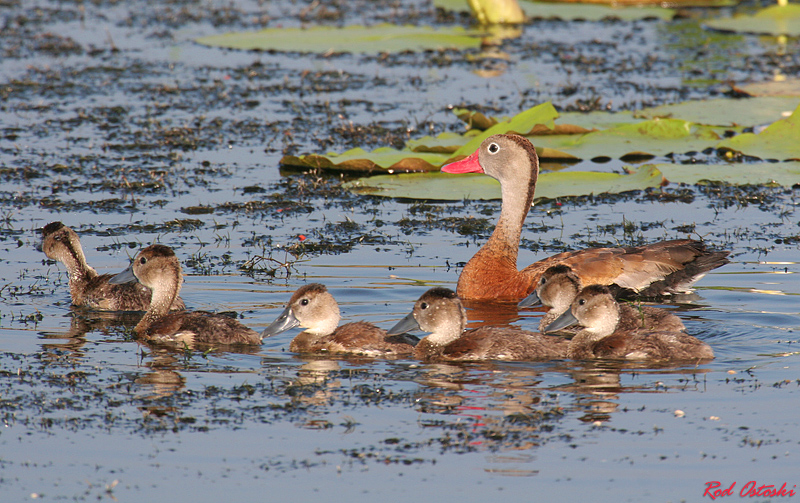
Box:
479;154;537;268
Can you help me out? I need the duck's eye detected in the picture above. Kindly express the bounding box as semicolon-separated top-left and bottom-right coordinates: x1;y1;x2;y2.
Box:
420;302;428;310
540;276;547;285
300;298;309;306
139;257;147;265
578;299;586;306
487;142;500;154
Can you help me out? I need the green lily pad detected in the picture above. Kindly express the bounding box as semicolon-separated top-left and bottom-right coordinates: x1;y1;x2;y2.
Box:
452;102;559;157
520;1;674;21
658;162;800;186
196;24;482;54
533;118;721;160
344;165;664;200
558;110;640;130
435;0;676;20
407;130;579;160
704;4;800;36
280;147;450;174
636;97;800;128
453;108;501;130
407;131;482;153
716;104;800;161
740;79;800;98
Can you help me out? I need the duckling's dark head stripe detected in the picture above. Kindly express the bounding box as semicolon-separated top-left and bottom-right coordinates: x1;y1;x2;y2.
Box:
42;221;65;237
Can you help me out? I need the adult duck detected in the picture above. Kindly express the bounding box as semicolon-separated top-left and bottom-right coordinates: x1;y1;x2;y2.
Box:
441;134;730;300
40;222;184;311
388;287;569;361
109;244;260;347
262;283;415;357
519;264;686;333
545;284;714;361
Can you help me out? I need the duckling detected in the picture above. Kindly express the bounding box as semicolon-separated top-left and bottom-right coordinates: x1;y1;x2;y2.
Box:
388;287;569;361
109;244;260;347
40;222;184;311
519;264;685;333
545;285;714;361
261;283;415;357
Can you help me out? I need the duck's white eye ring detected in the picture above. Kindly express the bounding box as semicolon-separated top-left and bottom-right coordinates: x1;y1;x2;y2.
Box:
487;142;500;154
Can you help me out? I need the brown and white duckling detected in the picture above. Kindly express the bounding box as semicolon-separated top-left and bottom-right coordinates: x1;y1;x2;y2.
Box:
261;284;415;357
388;287;569;361
519;264;685;333
40;222;184;311
545;285;714;361
109;244;260;347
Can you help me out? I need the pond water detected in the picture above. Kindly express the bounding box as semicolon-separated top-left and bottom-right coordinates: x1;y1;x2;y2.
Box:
1;0;799;502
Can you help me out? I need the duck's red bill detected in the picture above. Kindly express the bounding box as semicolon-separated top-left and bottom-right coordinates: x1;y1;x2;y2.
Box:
441;151;483;174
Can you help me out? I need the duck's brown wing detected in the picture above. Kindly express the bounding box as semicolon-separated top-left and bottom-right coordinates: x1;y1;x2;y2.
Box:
146;311;261;346
617;303;686;332
82;274;185;311
522;239;728;296
82;274;152;311
322;321;415;355
440;328;568;361
593;330;713;360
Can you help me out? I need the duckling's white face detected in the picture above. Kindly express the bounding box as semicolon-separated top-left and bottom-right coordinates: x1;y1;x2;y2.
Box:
412;294;466;346
537;269;581;311
288;286;341;336
130;247;182;293
569;287;620;340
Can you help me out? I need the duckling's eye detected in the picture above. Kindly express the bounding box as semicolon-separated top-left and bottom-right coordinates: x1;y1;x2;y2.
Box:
420;302;428;310
540;276;547;285
578;299;586;306
139;257;147;265
300;298;309;306
487;142;500;154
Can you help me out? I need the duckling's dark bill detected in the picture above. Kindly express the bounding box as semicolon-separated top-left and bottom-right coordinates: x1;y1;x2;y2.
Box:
386;312;421;336
518;290;542;308
261;306;300;338
545;310;579;333
109;266;137;285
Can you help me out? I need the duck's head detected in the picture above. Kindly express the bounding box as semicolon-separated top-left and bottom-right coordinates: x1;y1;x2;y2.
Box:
109;244;182;293
545;284;619;339
388;287;466;345
441;133;539;184
39;221;83;262
261;283;341;338
519;264;582;310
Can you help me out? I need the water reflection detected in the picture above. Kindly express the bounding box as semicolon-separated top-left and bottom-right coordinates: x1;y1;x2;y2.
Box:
408;358;713;472
38;308;142;359
462;298;537;328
